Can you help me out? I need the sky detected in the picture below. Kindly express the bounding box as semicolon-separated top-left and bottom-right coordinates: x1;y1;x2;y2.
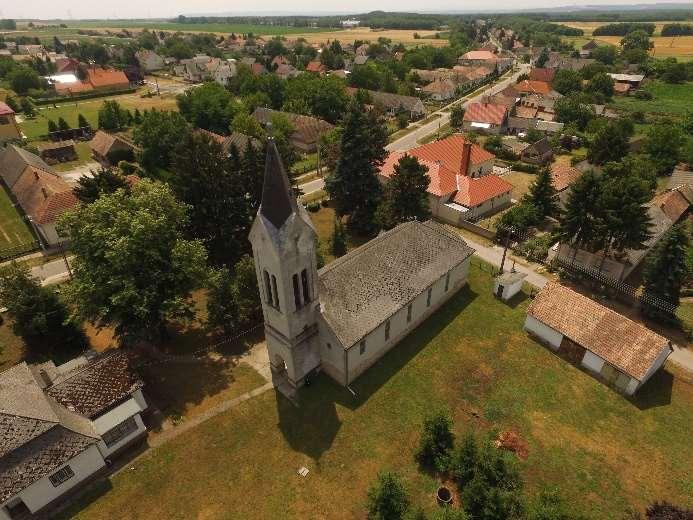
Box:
3;0;691;20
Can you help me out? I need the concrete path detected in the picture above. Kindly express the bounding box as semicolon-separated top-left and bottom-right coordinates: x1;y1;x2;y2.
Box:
31;256;74;285
299;177;325;196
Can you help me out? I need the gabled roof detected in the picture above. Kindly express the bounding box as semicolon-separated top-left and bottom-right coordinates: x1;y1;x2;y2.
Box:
423;78;456;94
528;68;556;83
252;107;333;146
89;130;137;158
461;50;497;61
318;221;475;348
515;80;552;95
515;105;538;119
346;87;424;113
11;167;78;224
667;167;693;192
582;40;599;50
85;67;129;88
507;116;538;130
452;174;513;207
463;102;507;126
0;101;15;116
403;134;495;171
527;282;670;381
0;144;52;189
524;137;552;156
550;163;583;192
305;60;327;73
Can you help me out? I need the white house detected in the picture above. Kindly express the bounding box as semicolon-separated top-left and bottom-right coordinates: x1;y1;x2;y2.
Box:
524;282;673;395
0;351;147;518
249;139;475;390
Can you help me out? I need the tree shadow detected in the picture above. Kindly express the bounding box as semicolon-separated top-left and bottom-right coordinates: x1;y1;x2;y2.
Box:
630;368;674;410
274;285;479;462
501;290;529;309
50;477;114;520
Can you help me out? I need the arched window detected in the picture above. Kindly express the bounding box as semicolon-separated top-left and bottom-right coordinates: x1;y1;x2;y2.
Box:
292;273;302;309
263;270;272;305
301;269;310;304
271;275;280;311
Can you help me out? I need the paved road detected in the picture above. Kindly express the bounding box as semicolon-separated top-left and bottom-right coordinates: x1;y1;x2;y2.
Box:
386;63;531;152
31;256;74;286
299;177;325;196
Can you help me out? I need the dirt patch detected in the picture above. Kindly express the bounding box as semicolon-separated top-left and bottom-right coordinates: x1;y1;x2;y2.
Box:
494;429;529;460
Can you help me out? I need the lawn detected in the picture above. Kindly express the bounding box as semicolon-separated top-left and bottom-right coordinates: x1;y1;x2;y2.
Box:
58;262;693;520
51;142;94;172
20;92;179;139
0;184;35;250
610;80;693;116
0;318;27;372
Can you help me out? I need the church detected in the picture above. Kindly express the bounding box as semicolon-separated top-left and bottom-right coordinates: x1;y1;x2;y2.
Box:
249;139;476;390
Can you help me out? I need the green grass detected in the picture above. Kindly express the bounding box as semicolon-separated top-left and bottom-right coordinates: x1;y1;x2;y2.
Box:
0;185;35;250
291;153;318;176
58;263;693;520
52;142;94;172
610;80;693;116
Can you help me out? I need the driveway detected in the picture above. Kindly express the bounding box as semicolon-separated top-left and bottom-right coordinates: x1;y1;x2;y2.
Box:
386;63;531;152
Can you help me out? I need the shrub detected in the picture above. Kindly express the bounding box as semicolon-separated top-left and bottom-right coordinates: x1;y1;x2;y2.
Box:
634;90;653;100
415;409;455;473
516;234;554;262
306;201;321;212
366;471;409;520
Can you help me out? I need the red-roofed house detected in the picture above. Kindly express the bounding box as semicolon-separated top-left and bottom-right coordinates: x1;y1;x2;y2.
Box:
528;68;556;84
378;134;512;222
458;50;498;66
0;101;22;141
85;67;130;91
462;102;508;134
515;80;552;95
305;60;327;74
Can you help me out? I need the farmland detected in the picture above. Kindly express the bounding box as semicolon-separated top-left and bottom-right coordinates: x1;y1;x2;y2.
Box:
288;27;449;47
610;80;693;116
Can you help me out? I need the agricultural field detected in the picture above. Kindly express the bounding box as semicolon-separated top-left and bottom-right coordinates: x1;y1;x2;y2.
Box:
289;27;449;47
57;262;693;520
562;21;692;36
610;80;693;116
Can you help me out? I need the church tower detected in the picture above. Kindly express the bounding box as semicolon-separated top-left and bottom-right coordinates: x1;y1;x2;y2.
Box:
249;138;322;388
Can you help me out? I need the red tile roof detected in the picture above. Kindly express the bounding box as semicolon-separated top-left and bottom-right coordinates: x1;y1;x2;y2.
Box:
528;68;556;83
452;174;513;206
461;50;497;61
0;102;14;116
86;67;129;89
11;167;78;224
463;103;508;126
305;60;326;73
550;163;583;192
514;106;538;119
515;80;552;95
406;134;495;172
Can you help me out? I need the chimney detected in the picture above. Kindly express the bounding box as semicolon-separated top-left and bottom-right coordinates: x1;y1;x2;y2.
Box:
41;187;48;199
460;141;472;177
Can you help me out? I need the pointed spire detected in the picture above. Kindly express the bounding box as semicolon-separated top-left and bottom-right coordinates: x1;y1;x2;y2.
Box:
260;137;296;230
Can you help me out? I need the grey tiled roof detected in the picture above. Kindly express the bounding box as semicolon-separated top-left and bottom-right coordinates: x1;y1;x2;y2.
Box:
46;350;143;419
318;221;475;348
0;144;51;188
259;139;296;230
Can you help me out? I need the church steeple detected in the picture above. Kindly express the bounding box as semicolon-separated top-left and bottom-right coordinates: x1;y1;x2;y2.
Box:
260;137;296;230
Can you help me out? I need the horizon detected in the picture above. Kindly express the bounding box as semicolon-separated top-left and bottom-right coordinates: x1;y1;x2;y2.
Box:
3;1;693;21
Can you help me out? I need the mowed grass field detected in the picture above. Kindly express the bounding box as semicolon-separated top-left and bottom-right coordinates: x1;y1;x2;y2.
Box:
59;263;693;520
610;80;693;115
0;184;34;250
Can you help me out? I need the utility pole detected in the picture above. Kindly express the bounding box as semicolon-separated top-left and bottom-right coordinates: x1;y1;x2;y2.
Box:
499;227;513;274
58;241;72;280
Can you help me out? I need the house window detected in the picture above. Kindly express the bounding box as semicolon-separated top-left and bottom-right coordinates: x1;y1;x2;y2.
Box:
102;416;138;447
445;272;451;292
385;320;391;341
360;340;366;355
427;287;433;307
271;275;280;311
263;270;272;305
49;466;75;487
301;269;310;304
292;274;302;309
407;304;413;323
326;342;332;350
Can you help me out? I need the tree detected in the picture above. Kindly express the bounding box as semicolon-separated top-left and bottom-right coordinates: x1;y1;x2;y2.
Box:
19;97;36;118
77;113;91;131
586;72;614;98
232;110;264;137
57;117;70;131
644;502;693;519
552;69;582;95
169;131;252;266
526;488;581;520
535;48;549;68
643;224;689;318
366;472;409;520
325;100;388;234
330;217;348;258
452;432;478;489
132;109;190;170
239;140;264;216
450;105;465;130
415;409;455;473
133;108;143;124
432;508;469;520
0;262;85;357
497;202;541;236
643;124;685;174
4;95;19;112
7;65;44;94
620;30;653;52
57;180;208;344
558;170;605;256
587;121;630;165
98;100;130;131
47;119;58;134
376;155;431;230
554;94;594;130
592;45;617;65
73;168;130;204
177;81;236;134
524;167;557;218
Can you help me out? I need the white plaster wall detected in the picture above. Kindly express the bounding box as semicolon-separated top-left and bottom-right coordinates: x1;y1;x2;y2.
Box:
132;388;148;411
494;278;524;300
639;345;672;385
581;351;605;374
524;315;563;350
625;378;639;396
12;444;105;513
96;414;146;458
92;398;144;435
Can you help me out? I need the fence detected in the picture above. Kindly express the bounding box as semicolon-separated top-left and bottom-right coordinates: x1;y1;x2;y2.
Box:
0;241;41;263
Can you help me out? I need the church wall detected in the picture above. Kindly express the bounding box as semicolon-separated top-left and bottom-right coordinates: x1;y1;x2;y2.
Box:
346;257;471;383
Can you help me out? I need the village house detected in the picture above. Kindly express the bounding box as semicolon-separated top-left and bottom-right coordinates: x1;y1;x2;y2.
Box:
346;88;426;120
249;139;475;389
379;134;513;222
422;78;457;101
545;54;595;72
515;79;552;96
275;63;301;80
0;102;22;142
554;185;692;280
580;40;599;58
608;73;645;91
458;50;497;67
89;130;139;166
135;49;165;72
305;60;328;74
0;351;148;519
0;145;77;247
525;282;673;395
251;107;334;153
506;116;538;135
49;67;130;96
196;128;262;155
462;102;508;134
520;137;553;164
528;68;556;84
17;44;44;56
550;162;583;208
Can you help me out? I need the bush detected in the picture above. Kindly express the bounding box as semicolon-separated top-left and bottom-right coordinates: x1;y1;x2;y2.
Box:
415;409;455;473
634;90;653;100
306;201;321;212
516;234;554;262
320;198;330;207
510;162;539;174
366;472;410;520
570;154;586;166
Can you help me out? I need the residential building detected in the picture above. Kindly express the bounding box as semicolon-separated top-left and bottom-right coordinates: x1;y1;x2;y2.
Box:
580;40;599;58
458;50;497;66
0;145;77;247
462;102;508;134
501;136;530;157
89;131;139;166
545;54;595;71
305;60;327;74
536;120;564;133
346;88;426;119
352;55;369;67
608;73;645;89
550;163;583;208
341;19;360;28
275;63;301;80
515;80;552;96
196;128;262;155
667;165;693;191
422;78;457;101
85;67;130;92
0;102;22;142
135;49;165;72
251;107;333;153
506;116;538;135
378;134;513;222
520;137;553;165
17;44;44;56
249;140;475;389
525;282;673;395
0;351;148;518
528;68;556;84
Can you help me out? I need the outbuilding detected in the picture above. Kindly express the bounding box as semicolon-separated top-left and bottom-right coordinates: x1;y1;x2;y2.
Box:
524;282;673;395
493;271;527;301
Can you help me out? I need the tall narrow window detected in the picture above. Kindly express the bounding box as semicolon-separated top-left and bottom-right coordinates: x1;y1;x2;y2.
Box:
271;275;280;311
385;320;391;341
263;270;272;305
301;269;310;304
445;271;451;292
292;274;302;309
427;287;432;307
407;304;413;323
